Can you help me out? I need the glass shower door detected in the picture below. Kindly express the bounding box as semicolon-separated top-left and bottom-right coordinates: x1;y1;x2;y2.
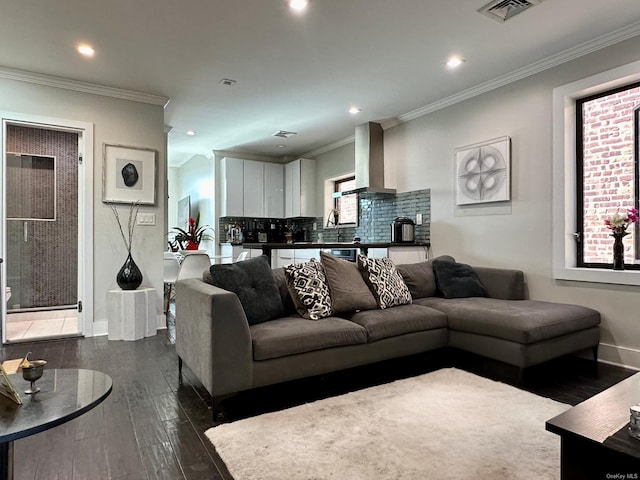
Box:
6;152;79;310
4;126;79;341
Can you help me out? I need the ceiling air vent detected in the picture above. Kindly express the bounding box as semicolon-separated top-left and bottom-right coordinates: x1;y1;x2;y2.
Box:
478;0;544;23
272;130;297;138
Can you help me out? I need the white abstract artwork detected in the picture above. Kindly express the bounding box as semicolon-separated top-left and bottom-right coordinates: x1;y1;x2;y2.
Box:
455;136;511;206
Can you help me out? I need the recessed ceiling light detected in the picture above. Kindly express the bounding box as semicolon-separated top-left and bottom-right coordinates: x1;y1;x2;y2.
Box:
288;0;309;11
446;56;465;68
349;107;362;115
277;144;287;148
186;130;196;136
77;44;95;57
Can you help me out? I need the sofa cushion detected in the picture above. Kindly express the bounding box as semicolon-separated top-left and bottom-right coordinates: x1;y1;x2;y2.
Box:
250;315;368;360
285;260;333;320
397;255;455;299
357;255;412;309
272;267;297;315
347;304;448;342
207;255;284;325
414;297;601;344
432;259;487;298
320;251;378;313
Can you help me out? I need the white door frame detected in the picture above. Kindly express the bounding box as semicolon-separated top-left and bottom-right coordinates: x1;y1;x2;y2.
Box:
0;111;94;341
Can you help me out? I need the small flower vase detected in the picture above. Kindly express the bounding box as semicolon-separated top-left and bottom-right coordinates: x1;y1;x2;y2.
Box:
612;231;628;271
186;240;199;250
117;252;143;290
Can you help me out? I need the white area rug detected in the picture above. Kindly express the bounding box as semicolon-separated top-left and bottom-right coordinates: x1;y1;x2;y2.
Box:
205;368;568;480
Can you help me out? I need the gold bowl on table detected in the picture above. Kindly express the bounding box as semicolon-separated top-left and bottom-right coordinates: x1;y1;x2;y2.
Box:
21;360;47;394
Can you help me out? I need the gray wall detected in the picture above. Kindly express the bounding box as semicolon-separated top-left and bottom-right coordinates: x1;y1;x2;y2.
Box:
0;76;166;333
383;36;640;368
308;36;640;368
170;154;215;254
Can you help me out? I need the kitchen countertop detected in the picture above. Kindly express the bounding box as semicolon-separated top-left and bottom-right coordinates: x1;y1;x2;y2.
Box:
242;242;430;249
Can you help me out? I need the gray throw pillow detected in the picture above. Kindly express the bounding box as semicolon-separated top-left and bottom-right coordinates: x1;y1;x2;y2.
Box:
397;255;455;299
207;255;284;325
357;255;412;309
320;251;377;313
432;258;487;299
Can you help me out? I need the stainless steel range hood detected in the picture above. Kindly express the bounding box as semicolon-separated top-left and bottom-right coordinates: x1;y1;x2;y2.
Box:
346;122;396;195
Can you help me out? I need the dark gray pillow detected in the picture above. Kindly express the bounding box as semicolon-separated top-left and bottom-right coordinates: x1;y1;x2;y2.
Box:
320;251;377;313
207;255;284;325
397;255;455;299
432;259;487;299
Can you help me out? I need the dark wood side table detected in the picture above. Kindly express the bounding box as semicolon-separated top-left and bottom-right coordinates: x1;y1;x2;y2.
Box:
0;368;112;480
546;372;640;479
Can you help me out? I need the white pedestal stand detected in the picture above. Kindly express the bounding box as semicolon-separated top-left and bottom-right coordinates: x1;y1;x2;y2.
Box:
107;287;157;341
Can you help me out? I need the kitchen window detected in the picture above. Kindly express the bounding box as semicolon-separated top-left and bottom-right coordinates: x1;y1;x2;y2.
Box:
334;176;357;225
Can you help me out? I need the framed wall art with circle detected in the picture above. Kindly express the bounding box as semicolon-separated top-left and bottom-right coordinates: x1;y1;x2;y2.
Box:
454;136;511;206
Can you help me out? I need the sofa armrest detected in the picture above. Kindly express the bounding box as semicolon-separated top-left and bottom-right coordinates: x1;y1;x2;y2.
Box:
473;266;525;300
175;278;253;397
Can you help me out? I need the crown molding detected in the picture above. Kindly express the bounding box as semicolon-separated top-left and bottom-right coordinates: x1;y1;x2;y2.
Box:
303;134;355;158
0;66;170;107
398;21;640;124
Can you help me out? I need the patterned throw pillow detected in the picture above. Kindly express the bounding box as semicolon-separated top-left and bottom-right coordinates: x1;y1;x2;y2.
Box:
357;255;412;309
284;259;333;320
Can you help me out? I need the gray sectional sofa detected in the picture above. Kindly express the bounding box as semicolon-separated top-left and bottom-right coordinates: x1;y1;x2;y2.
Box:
175;254;600;407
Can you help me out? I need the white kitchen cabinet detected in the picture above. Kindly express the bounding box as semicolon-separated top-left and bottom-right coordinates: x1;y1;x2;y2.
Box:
285;158;316;218
249;248;264;259
220;157;244;217
264;162;284;218
221;157;285;218
243;159;265;217
217;243;242;264
272;248;320;268
388;246;427;264
275;249;295;268
294;249;320;263
367;248;388;259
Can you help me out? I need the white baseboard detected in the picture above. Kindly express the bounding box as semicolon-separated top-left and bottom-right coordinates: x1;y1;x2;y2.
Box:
598;342;640;371
88;316;165;338
92;319;109;337
155;314;166;331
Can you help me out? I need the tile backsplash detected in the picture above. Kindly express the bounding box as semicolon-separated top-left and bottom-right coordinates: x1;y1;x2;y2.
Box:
220;188;430;244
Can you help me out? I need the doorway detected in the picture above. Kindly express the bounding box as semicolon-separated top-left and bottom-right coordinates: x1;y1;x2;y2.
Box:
2;120;88;343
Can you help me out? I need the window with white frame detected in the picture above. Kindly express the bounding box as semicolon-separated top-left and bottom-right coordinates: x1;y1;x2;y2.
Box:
552;59;640;285
334;176;358;225
576;82;640;269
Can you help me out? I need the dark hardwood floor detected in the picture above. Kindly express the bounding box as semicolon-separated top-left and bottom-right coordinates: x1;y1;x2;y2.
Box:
1;309;636;480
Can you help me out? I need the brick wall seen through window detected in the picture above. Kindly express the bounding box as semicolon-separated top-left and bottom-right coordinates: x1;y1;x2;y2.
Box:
579;85;640;265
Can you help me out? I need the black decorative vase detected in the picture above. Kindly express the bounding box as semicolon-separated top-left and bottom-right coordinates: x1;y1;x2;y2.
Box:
117;252;143;290
612;232;627;271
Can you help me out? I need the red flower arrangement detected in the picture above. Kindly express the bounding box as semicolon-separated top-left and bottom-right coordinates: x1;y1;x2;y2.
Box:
604;207;639;236
172;214;214;250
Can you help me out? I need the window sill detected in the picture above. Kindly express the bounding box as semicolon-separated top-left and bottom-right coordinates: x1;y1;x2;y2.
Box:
553;267;640;286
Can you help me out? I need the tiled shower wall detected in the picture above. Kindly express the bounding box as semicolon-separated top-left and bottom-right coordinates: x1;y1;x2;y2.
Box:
5;125;78;309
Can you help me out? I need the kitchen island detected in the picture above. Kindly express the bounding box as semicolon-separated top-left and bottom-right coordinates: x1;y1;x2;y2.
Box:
243;242;430;265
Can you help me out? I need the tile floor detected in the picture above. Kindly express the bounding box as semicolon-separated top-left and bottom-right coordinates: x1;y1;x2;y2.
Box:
5;308;79;341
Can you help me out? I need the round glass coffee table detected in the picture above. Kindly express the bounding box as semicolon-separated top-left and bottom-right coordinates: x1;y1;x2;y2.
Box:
0;368;112;480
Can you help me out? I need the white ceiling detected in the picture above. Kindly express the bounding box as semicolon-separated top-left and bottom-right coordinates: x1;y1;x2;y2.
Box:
2;0;640;166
